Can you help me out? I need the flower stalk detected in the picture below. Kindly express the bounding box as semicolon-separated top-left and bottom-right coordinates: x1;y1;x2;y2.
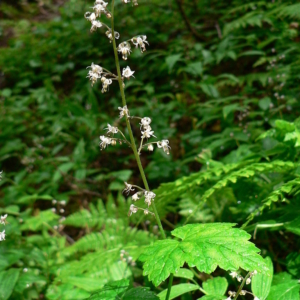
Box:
110;0;166;240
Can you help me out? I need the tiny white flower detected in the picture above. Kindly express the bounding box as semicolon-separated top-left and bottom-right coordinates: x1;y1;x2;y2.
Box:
144;191;156;207
157;140;171;154
140;117;151;128
60;200;66;206
105;124;118;134
132;0;138;5
132;193;140;201
85;12;96;22
99;135;112;149
90;20;102;32
118;106;130;118
93;1;108;17
128;204;138;216
100;77;112;93
148;144;154;151
141;127;156;139
123;182;135;195
131;35;149;52
226;298;231;300
240;290;246;296
254;297;260;300
122;0;130;3
229;271;238;278
106;30;120;42
87;63;102;86
118;42;132;60
237;275;243;282
0;214;7;225
246;278;251;285
23;268;28;273
144;209;149;215
0;230;5;241
122;66;135;79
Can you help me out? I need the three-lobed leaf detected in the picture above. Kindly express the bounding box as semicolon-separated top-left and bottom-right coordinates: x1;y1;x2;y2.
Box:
139;223;267;286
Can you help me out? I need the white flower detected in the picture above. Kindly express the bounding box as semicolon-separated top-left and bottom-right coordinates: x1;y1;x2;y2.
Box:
0;230;5;241
105;124;118;134
254;297;260;300
140;117;151;128
132;0;138;5
237;275;243;282
118;42;132;60
100;77;112;93
90;20;102;32
132;193;140;201
246;278;251;285
141;127;156;139
0;214;7;225
92;1;108;17
118;106;130;118
157;140;171;154
87;63;103;86
106;30;120;42
122;66;135;79
148;144;154;151
128;204;138;216
99;136;112;149
122;0;130;3
144;191;156;207
144;209;149;215
123;182;135;195
240;290;246;296
229;271;238;278
85;12;97;22
226;298;231;300
131;35;149;52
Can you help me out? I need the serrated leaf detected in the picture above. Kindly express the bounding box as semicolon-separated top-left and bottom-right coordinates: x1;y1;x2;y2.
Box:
139;223;266;286
251;257;273;300
267;279;300;300
158;284;199;300
203;277;228;296
122;287;159;300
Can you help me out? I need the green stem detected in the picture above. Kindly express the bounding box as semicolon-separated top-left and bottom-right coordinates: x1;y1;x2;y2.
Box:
110;0;166;240
165;273;174;300
233;273;250;300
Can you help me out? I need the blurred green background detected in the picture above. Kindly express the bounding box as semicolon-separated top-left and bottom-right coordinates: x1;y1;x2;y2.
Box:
1;0;300;299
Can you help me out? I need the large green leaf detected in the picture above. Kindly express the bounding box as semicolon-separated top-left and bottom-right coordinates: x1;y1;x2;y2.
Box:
139;223;266;286
158;283;199;300
251;257;273;300
0;268;20;300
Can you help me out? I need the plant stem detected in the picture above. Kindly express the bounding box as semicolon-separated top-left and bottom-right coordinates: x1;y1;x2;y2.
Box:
233;273;250;300
165;273;174;300
110;0;166;240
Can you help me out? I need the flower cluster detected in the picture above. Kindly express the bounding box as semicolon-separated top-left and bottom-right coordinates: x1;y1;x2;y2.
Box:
227;270;259;299
120;249;136;266
0;214;7;242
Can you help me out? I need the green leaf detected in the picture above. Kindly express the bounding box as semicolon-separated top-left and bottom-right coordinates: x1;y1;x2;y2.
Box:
46;283;91;300
139;223;266;286
199;296;226;300
251;257;273;300
203;277;228;296
0;269;20;300
267;277;300;300
173;268;194;280
158;284;199;300
88;279;130;300
165;54;182;73
122;287;159;300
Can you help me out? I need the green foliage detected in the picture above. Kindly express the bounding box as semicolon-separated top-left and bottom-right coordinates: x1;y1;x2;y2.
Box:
139;223;266;286
1;0;300;299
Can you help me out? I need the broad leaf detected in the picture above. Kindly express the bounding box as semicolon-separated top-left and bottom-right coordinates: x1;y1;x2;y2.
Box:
267;273;300;300
158;283;199;300
0;268;20;300
139;223;266;286
203;277;228;296
252;257;273;300
173;268;194;280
